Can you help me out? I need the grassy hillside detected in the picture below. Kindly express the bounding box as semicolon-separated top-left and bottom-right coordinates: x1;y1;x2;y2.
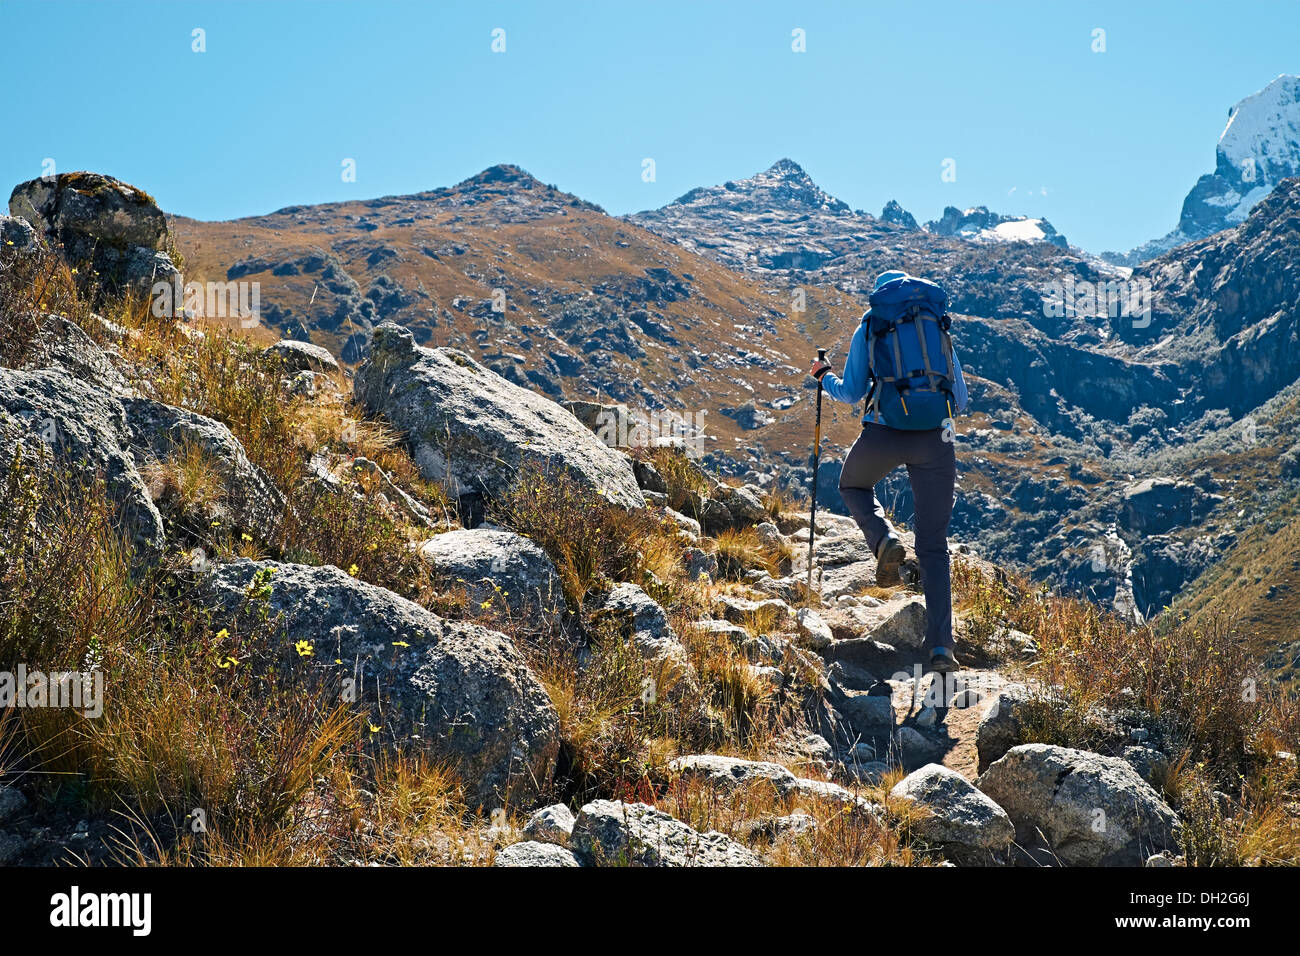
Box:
170;165;872;462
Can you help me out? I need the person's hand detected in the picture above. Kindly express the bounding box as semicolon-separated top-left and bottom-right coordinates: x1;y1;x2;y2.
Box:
810;358;831;381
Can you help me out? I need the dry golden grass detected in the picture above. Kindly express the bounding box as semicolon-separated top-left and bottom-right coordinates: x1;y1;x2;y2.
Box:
953;556;1300;865
5;245;1299;867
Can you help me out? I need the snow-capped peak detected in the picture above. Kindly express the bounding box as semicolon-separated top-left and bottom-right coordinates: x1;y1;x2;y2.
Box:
1102;74;1300;266
1218;74;1300;191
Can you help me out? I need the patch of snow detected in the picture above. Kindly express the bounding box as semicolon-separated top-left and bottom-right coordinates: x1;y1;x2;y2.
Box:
989;218;1048;242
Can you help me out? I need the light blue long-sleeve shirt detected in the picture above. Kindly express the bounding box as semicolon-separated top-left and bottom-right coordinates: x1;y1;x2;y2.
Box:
821;319;966;422
821;322;872;407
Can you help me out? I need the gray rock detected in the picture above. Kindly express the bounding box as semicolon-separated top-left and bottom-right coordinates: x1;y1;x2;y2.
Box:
0;368;165;552
9;172;180;294
859;595;929;651
754;573;802;603
890;764;1014;865
682;546;717;581
821;637;898;683
895;726;941;766
630;456;667;494
1122;745;1170;786
1121;477;1210;536
20;314;131;394
741;633;788;665
522;803;576;846
720;400;774;430
697;496;733;535
794;607;833;650
419;528;565;619
976;744;1180;866
354;323;643;509
712;594;792;627
562;399;633;442
815;560;878;600
716;483;767;525
743;812;816;841
202;560;559;807
0;214;39;252
670;754;799;794
669;754;872;812
570;800;762;867
975;684;1035;773
663;508;702;539
835;691;895;730
686;618;750;644
589;582;687;664
267;339;340;374
494;841;581;867
122;396;285;537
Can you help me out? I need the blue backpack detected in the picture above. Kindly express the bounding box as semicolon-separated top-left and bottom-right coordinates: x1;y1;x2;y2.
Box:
864;275;968;430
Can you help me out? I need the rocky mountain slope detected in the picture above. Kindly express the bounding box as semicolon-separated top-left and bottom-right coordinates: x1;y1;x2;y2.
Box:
1104;74;1300;266
42;149;1300;662
624;154;1300;668
3;179;1296;868
169;164;850;467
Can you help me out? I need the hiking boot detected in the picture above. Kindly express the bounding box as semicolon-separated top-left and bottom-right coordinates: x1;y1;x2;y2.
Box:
875;533;906;586
928;647;961;674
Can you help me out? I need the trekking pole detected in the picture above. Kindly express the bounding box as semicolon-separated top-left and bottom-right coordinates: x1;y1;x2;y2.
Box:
808;348;826;592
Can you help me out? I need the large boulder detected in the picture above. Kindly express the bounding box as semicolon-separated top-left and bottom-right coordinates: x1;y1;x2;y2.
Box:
122;397;286;538
201;560;560;808
16;314;132;395
976;744;1180;866
890;764;1014;865
0;368;165;552
8;172;180;295
353;323;643;509
715;483;767;526
570;800;762;867
418;528;566;620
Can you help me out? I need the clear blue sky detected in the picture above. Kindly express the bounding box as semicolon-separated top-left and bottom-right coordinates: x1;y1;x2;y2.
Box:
2;0;1296;253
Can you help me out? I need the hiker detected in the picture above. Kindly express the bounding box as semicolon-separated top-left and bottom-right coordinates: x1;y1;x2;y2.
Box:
809;270;969;674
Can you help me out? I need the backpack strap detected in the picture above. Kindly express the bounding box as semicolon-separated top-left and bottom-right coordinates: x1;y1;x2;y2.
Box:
864;312;882;421
909;305;942;392
889;325;906;391
938;315;956;382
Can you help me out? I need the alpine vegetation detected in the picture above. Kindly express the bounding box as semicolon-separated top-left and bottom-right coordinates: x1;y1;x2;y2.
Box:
2;6;1300;889
1;163;1296;875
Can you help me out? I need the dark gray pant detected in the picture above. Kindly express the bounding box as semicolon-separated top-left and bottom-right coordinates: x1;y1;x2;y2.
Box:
837;423;956;652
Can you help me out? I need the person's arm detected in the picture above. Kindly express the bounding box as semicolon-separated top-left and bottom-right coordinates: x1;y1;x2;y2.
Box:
816;323;870;405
